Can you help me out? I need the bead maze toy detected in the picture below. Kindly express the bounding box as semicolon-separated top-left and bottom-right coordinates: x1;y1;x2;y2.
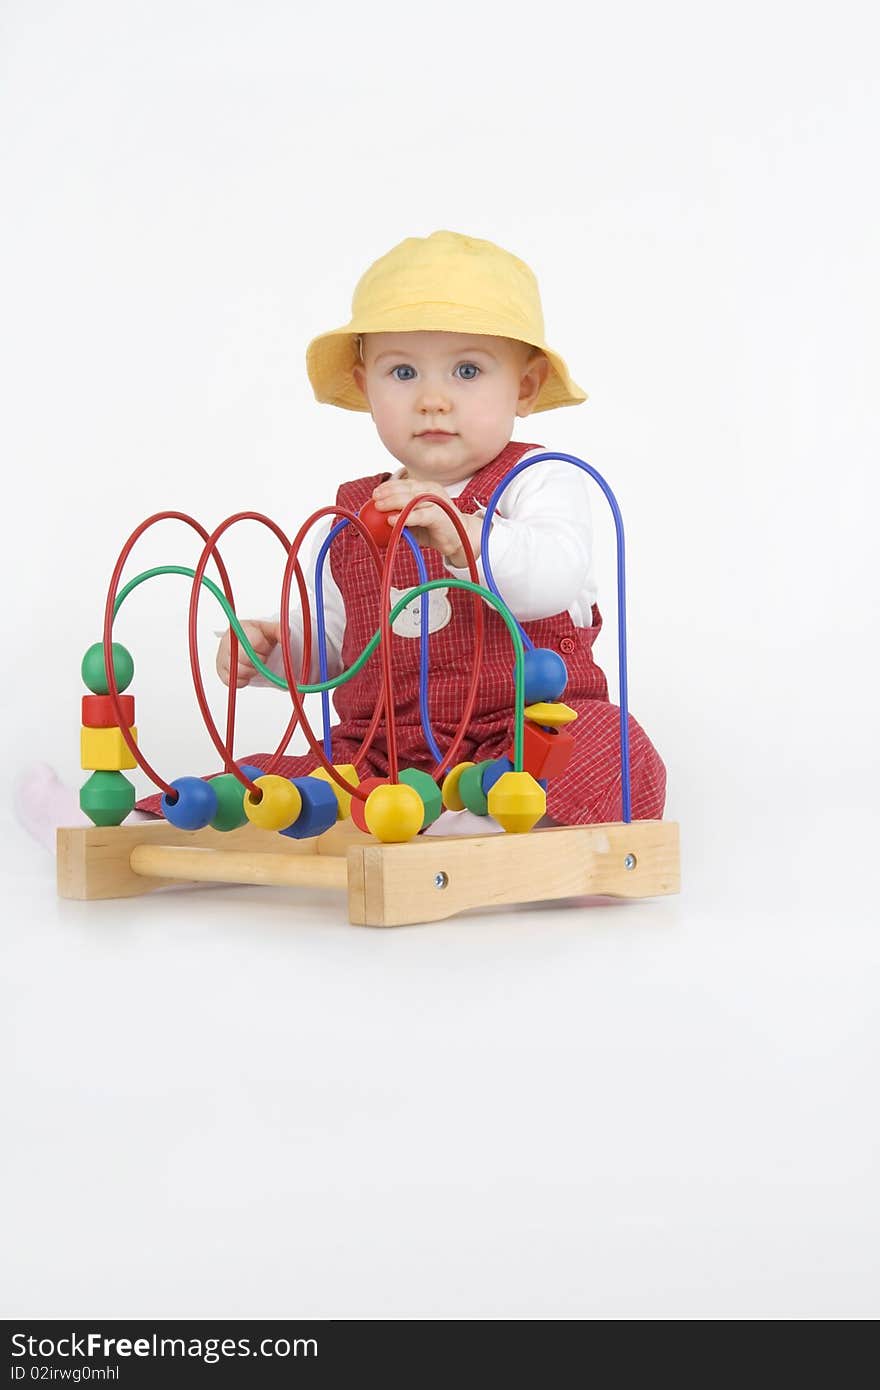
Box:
57;452;680;926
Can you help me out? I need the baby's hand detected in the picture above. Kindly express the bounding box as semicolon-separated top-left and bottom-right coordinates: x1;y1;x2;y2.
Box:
370;477;482;568
216;619;281;688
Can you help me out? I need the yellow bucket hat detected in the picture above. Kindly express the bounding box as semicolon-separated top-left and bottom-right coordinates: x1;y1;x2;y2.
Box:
306;229;587;413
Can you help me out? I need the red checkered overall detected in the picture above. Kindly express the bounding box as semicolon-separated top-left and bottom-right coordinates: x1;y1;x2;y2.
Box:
138;441;665;823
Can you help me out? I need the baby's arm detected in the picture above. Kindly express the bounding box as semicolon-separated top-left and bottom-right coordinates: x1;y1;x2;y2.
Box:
445;455;596;622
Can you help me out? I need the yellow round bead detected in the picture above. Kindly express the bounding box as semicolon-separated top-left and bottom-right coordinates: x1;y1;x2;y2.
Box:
310;763;359;820
487;771;546;834
523;701;578;727
243;774;302;831
363;783;425;843
441;761;475;812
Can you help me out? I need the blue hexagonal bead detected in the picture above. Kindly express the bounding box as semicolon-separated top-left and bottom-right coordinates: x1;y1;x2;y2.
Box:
279;776;339;840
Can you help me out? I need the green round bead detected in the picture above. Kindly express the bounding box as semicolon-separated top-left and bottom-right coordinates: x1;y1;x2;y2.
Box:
79;771;136;826
458;761;492;816
398;768;442;829
208;773;249;832
81;641;135;695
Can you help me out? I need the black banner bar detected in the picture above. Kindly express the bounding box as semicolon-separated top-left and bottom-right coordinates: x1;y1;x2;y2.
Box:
4;1320;562;1385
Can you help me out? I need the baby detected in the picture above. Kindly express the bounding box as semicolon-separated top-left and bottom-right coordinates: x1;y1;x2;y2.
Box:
16;230;665;847
194;228;665;828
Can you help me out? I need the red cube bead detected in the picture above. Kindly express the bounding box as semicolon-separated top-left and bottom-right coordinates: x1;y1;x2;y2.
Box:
508;724;574;782
82;694;135;728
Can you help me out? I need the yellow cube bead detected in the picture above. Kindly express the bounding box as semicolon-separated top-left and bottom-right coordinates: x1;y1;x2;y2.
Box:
363;783;424;843
523;702;578;728
80;724;138;771
243;775;303;831
487;771;546;834
441;761;475;811
310;763;359;820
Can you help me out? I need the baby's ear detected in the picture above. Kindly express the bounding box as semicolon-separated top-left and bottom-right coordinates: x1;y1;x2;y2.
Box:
517;351;550;416
351;333;369;399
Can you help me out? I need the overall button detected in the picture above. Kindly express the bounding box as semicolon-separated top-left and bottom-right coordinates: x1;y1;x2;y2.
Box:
559;637;576;654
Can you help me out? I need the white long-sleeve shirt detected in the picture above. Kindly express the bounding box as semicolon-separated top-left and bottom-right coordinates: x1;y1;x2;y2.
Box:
255;447;598;687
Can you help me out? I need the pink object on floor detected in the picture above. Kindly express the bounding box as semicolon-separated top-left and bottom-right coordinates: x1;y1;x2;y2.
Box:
14;763;150;854
14;764;88;852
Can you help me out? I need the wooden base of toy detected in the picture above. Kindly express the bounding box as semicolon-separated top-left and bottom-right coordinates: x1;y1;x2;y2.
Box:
57;818;679;927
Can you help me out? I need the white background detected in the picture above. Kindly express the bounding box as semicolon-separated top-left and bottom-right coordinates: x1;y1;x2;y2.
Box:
2;0;878;1319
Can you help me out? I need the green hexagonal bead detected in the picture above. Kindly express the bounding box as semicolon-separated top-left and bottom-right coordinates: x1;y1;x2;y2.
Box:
79;771;136;826
81;641;135;695
458;760;492;816
208;773;250;832
398;768;443;829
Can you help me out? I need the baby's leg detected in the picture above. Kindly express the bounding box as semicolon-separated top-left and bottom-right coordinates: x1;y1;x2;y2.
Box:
14;764;154;854
546;700;667;825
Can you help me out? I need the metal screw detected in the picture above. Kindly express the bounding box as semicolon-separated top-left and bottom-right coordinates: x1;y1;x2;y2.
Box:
624;854;637;871
434;872;449;890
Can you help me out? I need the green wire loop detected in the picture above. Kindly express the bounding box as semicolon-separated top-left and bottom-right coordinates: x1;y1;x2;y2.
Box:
114;565;526;769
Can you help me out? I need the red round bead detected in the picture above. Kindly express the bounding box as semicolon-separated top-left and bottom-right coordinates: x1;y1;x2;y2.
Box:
349;776;387;833
357;499;393;549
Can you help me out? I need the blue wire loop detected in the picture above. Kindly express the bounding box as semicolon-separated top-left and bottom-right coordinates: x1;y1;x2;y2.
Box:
479;452;632;824
314;520;347;759
312;453;632;822
313;521;442;764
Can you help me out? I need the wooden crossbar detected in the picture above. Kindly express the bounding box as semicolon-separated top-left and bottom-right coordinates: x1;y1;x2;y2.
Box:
129;843;348;889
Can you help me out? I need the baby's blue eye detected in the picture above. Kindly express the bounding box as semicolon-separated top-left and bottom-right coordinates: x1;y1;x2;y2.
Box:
392;364;417;381
455;362;480;380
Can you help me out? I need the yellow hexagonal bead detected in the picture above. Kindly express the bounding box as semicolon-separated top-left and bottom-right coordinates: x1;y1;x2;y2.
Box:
243;774;302;831
487;771;547;834
441;761;476;811
310;763;359;820
81;724;138;771
523;702;578;728
363;783;425;843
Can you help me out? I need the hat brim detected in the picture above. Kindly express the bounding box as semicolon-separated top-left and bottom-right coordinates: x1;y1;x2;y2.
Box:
306;304;587;413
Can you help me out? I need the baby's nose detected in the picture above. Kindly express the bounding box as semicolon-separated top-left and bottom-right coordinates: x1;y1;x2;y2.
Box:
417;382;451;411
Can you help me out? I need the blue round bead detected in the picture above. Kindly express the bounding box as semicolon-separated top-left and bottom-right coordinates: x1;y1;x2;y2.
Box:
522;647;569;704
279;777;339;840
161;776;219;830
481;756;515;795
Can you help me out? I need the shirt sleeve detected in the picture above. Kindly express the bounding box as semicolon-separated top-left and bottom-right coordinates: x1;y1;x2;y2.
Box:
444;453;595;622
250;515;346;687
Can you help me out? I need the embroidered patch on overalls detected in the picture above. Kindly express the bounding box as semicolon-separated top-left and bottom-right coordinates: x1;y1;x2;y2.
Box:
388;584;452;639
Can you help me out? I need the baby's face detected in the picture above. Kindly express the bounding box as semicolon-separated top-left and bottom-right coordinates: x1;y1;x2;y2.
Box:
352;331;548;483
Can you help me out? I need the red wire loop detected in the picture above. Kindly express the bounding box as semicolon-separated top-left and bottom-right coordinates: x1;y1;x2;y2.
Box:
188;512;312;796
279;507;386;803
103;511;240;797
